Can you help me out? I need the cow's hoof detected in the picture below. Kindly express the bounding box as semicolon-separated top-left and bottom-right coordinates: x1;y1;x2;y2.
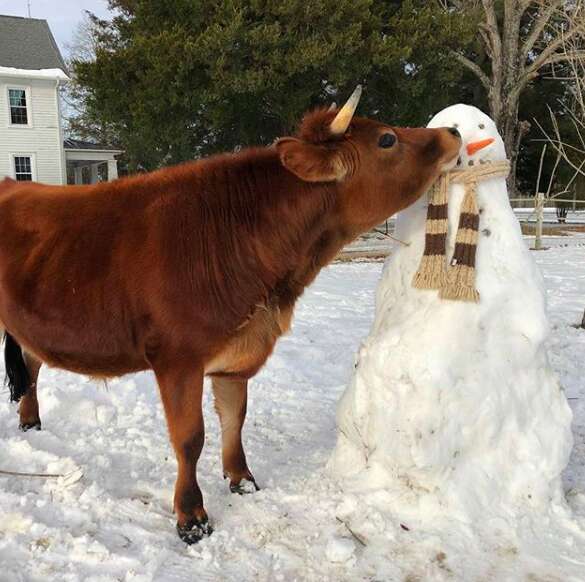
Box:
19;420;41;432
229;477;260;495
177;518;213;545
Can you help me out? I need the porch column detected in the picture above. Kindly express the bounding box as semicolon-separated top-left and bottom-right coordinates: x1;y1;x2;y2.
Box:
107;159;118;181
89;163;101;184
73;166;83;185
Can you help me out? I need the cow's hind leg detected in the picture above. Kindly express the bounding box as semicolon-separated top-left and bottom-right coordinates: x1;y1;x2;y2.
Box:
19;352;42;431
212;376;258;494
3;333;43;431
154;361;212;544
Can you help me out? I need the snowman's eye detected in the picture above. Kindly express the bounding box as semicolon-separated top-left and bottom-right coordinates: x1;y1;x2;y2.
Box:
478;123;485;129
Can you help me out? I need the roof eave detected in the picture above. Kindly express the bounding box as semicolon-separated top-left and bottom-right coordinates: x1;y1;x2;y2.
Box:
0;67;70;82
64;148;124;154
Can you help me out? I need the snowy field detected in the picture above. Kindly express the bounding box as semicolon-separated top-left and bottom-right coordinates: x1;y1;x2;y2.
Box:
0;245;584;581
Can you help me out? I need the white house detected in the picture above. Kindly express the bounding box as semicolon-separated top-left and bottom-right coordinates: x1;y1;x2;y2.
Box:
0;15;121;185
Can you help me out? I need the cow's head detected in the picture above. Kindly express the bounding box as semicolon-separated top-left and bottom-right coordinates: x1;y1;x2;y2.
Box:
276;86;461;234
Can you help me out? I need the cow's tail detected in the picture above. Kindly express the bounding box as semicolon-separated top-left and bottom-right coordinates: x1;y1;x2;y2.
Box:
4;333;29;402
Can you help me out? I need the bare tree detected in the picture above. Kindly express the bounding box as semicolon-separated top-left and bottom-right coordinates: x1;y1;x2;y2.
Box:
66;13;100;63
61;12;97;122
532;28;585;327
446;0;585;193
535;32;585;181
61;13;119;147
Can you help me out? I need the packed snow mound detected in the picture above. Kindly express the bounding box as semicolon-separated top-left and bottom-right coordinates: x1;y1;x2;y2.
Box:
330;104;573;520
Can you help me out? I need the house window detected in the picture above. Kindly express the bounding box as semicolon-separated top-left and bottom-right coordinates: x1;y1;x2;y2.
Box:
8;88;29;125
13;156;33;181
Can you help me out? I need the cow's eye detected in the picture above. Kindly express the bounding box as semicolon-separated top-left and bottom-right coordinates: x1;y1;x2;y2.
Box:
378;133;396;148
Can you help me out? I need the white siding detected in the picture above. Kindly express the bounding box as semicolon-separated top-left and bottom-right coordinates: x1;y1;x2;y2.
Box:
0;76;65;185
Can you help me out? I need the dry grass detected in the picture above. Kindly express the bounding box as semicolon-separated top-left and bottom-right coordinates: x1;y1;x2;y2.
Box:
520;223;585;236
335;222;585;263
335;250;389;262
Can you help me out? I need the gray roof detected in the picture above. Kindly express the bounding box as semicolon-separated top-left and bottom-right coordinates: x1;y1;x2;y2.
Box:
64;138;121;152
0;15;67;71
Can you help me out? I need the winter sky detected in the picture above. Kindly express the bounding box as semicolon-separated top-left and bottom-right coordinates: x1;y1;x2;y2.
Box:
0;0;112;56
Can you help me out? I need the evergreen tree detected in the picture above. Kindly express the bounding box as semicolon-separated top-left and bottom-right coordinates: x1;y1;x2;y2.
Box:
72;0;478;170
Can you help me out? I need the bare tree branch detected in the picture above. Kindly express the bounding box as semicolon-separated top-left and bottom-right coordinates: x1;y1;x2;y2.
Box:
481;0;503;67
451;52;491;89
479;23;495;59
522;11;585;83
535;118;585;179
521;0;564;63
481;0;498;24
522;50;585;87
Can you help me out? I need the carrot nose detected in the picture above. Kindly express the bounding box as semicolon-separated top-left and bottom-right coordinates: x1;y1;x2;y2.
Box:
466;138;494;156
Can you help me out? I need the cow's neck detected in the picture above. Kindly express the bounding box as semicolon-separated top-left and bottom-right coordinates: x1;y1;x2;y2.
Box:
181;148;354;327
250;166;350;304
279;224;350;302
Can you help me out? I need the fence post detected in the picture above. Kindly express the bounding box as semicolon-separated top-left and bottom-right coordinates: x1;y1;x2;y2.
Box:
534;192;544;250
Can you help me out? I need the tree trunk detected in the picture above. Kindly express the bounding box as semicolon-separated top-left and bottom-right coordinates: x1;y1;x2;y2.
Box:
476;0;525;194
500;98;521;193
500;1;523;194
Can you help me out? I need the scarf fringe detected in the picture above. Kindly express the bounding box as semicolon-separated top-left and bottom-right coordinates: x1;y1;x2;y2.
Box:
440;283;480;303
440;265;481;302
412;255;447;290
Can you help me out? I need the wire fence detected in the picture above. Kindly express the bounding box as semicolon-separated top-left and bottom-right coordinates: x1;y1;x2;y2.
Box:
373;191;585;254
509;193;585;250
509;192;585;210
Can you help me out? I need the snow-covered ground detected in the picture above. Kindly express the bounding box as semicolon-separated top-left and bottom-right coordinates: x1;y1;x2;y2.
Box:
1;245;584;581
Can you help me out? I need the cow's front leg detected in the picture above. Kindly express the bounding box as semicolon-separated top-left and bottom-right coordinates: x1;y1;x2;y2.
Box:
155;362;211;544
212;376;259;494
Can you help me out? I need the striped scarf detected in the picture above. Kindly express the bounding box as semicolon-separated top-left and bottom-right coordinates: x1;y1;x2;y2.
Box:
412;160;511;303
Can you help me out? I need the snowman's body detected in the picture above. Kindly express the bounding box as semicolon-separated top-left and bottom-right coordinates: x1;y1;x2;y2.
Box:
330;105;573;520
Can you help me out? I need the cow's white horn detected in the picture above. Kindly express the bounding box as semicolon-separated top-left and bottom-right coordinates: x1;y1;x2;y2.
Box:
330;85;362;135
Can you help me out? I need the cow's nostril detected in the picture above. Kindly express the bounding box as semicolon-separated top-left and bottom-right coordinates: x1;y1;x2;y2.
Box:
448;127;461;138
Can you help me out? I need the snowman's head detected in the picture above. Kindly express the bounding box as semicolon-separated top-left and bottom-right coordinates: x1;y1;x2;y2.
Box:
427;104;506;168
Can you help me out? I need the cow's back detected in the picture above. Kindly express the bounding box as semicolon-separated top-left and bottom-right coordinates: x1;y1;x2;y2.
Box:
0;179;172;374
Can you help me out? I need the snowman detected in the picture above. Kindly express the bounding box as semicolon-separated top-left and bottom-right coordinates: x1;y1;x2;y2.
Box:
329;104;573;522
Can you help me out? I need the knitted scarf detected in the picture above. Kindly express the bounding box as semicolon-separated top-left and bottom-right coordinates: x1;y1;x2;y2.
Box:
412;160;511;303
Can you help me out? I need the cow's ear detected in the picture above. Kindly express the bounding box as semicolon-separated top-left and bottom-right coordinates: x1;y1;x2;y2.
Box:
275;137;346;182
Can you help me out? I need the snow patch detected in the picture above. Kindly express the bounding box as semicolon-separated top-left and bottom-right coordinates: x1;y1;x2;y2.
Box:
325;536;356;563
0;66;69;81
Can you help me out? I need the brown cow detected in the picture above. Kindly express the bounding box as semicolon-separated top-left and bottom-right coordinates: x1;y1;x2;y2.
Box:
0;88;460;543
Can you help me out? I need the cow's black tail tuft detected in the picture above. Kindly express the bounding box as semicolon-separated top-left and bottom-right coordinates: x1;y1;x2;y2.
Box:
4;333;29;402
